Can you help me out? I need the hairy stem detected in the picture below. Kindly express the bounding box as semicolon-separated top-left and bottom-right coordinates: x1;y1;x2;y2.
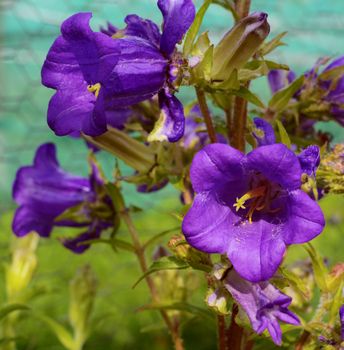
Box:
120;209;184;350
195;87;218;143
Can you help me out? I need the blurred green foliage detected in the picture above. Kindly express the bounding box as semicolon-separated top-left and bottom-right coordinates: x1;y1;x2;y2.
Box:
0;193;342;349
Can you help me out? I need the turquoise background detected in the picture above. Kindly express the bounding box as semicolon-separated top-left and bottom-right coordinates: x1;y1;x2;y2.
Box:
1;0;344;210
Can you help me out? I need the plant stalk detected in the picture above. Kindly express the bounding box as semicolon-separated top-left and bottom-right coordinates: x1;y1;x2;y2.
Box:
195;87;218;143
120;209;184;350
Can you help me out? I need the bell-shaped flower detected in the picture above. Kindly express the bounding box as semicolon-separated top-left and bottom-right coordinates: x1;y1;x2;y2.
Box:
12;143;116;253
182;143;325;282
42;0;196;142
224;269;300;345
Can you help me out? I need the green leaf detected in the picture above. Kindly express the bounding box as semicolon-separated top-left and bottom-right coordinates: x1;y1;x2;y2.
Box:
132;256;189;288
138;302;214;320
143;226;180;250
329;279;344;324
231;86;265;108
0;304;30;320
183;0;212;56
304;243;329;291
278;267;309;300
35;313;74;350
213;69;240;90
269;75;304;111
318;64;344;81
275;120;292;148
194;44;214;82
105;183;125;212
257;31;287;56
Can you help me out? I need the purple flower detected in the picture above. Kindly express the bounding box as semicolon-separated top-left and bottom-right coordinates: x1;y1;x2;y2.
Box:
42;13;121;136
224;269;300;345
252;117;276;146
268;70;296;94
298;145;320;176
321;56;344;126
42;1;195;142
12;143;115;253
182;143;325;282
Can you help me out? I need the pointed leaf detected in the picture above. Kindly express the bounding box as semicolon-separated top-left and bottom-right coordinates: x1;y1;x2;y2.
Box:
276;120;292;148
132;256;189;288
231;86;265;108
269;75;304;111
143;227;180;250
279;267;310;300
0;304;30;320
183;0;212;56
304;243;329;292
258;31;287;56
35;314;74;350
138;302;214;320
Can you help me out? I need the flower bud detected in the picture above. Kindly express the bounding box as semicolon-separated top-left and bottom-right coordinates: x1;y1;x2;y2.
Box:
69;265;97;348
5;233;39;301
168;235;212;272
211;12;270;81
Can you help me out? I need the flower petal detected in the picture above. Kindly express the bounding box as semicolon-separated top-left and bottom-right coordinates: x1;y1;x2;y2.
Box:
190;143;245;193
122;14;161;47
148;88;185;142
104;37;167;107
227;219;286;282
12;206;53;237
253;117;276;146
268;69;295;94
47;86;107;136
182;192;232;254
246;143;302;190
282;189;325;244
62;225;102;254
158;0;195;56
298;145;320;176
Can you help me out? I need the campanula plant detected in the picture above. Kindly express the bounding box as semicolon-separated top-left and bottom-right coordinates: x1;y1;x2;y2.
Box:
6;0;344;349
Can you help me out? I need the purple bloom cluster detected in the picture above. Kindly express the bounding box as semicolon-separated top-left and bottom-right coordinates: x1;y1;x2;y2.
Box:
42;0;195;142
12;143;116;253
182;142;325;282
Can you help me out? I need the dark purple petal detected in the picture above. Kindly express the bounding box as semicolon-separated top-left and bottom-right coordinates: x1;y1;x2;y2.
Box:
148;88;185;142
60;13;105;83
182;192;232;253
298;145;320;176
104;37;167;107
47;85;107;137
122;14;160;47
12;206;54;238
340;304;344;340
246;143;302;190
12;143;91;237
158;0;195;57
268;69;295;94
100;21;118;36
137;179;168;193
282;190;325;244
189;143;245;193
253;117;276;146
224;269;300;345
227;219;286;282
62;224;102;254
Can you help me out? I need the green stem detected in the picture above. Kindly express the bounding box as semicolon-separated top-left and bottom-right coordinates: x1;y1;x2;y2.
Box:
195;87;218;143
120;209;184;350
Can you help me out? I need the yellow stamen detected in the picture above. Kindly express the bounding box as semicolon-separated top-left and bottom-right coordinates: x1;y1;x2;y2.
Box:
233;185;266;212
87;83;101;98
